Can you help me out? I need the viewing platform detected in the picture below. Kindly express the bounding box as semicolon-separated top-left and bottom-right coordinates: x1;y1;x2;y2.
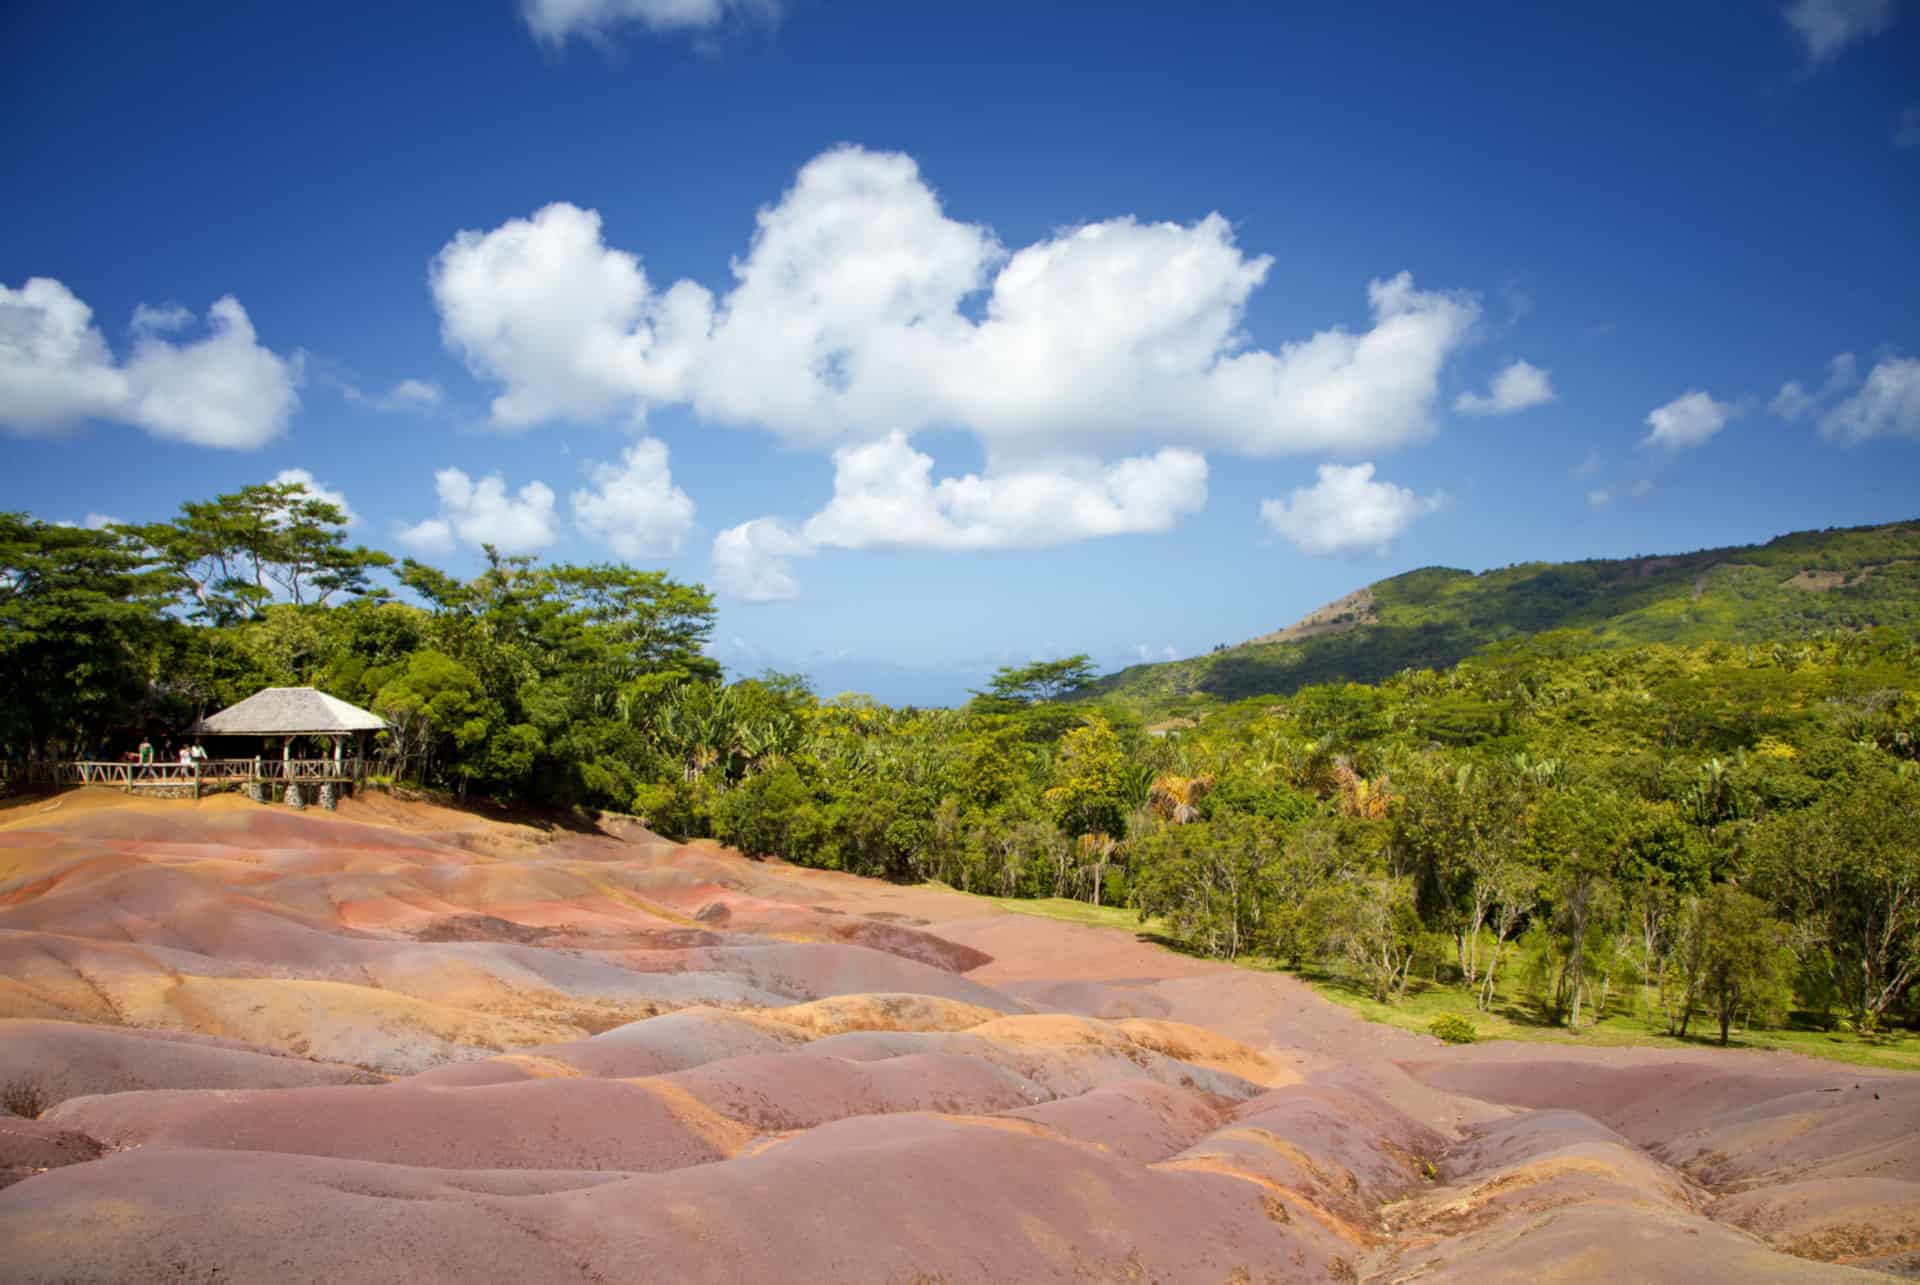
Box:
43;757;363;807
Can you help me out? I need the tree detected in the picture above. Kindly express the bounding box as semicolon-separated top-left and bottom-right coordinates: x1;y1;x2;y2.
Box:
1751;770;1920;1029
1262;818;1350;969
373;650;493;784
0;514;176;752
1308;874;1421;1002
1131;814;1283;960
138;481;390;624
1044;715;1128;840
711;762;814;859
1478;859;1539;1012
1529;786;1636;1028
1394;758;1524;988
977;655;1095;705
1686;886;1786;1045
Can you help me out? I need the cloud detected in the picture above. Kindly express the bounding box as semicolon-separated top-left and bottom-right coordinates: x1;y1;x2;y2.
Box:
1643;390;1738;451
1897;104;1920;148
272;468;357;526
1770;352;1920;443
712;517;813;601
799;433;1208;552
433;146;1494;597
54;512;123;530
432;202;708;429
431;147;1481;460
1782;0;1897;64
345;377;443;413
402;468;558;556
1769;352;1857;421
130;303;193;334
1818;356;1920;444
520;0;776;41
1258;462;1444;556
708;435;1205;598
394;518;455;556
1573;447;1603;477
0;277;298;448
570;436;696;557
1588;488;1611;509
1455;360;1555;415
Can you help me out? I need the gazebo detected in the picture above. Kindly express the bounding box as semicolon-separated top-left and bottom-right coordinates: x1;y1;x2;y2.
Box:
190;686;387;809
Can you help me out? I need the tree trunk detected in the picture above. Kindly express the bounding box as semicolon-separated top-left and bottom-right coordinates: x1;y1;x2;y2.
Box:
1565;870;1593;1029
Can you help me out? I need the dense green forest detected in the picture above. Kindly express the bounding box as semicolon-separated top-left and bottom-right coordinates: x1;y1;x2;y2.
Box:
1089;520;1920;708
3;487;1918;1040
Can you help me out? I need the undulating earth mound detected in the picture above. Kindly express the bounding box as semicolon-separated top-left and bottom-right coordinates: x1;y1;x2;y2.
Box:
0;788;1914;1281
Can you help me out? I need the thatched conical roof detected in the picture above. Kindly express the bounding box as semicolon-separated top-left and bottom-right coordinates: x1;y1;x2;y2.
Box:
190;687;387;736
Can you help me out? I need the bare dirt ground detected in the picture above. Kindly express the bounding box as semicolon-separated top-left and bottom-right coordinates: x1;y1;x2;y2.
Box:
0;788;1913;1282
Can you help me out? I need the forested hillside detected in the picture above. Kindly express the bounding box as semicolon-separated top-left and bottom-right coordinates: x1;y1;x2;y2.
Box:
1088;520;1920;710
4;490;1918;1044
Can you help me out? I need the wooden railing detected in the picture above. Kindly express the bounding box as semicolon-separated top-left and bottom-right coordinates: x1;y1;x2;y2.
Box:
42;758;360;791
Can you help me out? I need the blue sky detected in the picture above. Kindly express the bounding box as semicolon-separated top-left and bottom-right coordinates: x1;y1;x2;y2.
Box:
3;0;1917;704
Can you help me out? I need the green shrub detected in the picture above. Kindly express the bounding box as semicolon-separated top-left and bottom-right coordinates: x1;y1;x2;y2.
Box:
1428;1015;1478;1045
2;1078;49;1118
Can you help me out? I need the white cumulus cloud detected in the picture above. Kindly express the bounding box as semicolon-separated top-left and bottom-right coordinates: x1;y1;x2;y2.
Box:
1258;462;1444;556
1782;0;1897;64
1817;356;1920;444
432;202;710;429
1455;360;1555;415
708;434;1206;597
433;146;1499;597
799;433;1208;552
272;468;357;526
1771;352;1920;444
401;468;558;556
0;278;298;448
712;517;813;602
1644;390;1738;451
395;518;455;556
571;436;696;558
521;0;775;41
431;147;1481;461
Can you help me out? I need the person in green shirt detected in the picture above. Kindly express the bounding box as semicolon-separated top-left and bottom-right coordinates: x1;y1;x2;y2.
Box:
138;738;153;765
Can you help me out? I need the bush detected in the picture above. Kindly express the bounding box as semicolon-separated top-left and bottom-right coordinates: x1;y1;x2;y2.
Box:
1428;1015;1478;1045
2;1078;48;1118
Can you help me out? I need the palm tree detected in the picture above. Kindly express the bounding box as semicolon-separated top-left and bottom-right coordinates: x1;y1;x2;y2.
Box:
1148;772;1214;825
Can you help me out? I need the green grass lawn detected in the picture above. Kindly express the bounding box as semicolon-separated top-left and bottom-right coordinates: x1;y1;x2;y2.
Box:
1291;965;1920;1072
966;892;1165;934
927;884;1920;1073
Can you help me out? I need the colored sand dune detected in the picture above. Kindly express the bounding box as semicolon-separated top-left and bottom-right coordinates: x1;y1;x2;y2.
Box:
1;789;1914;1281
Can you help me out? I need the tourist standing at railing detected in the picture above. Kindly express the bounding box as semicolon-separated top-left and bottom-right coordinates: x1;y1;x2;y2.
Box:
138;738;153;765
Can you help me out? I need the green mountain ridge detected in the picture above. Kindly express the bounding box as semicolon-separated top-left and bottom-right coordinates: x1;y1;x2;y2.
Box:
1088;519;1920;712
